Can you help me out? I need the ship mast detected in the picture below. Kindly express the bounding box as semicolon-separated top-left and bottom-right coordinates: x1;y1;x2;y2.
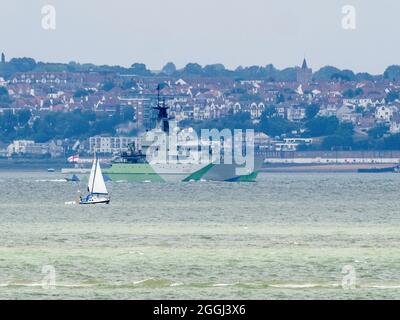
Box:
153;84;170;134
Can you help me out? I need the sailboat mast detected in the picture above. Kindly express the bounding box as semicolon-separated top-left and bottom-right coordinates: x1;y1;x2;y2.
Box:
157;84;161;107
91;154;98;194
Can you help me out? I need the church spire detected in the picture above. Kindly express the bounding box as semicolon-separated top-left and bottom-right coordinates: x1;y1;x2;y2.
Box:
301;58;308;69
1;52;5;63
297;57;312;84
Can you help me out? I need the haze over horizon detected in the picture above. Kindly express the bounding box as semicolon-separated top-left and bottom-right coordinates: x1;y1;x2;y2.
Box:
1;0;399;74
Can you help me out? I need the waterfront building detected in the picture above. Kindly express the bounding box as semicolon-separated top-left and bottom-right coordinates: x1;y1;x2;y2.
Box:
89;136;138;155
7;140;35;156
6;140;63;158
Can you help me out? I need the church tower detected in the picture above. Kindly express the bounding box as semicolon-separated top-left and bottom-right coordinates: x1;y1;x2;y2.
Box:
296;58;312;84
1;52;5;63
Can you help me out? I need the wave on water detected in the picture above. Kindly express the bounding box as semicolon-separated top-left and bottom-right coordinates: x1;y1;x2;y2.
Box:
132;278;173;287
35;179;67;183
0;282;95;288
3;279;400;291
212;283;239;287
269;283;340;289
368;285;400;289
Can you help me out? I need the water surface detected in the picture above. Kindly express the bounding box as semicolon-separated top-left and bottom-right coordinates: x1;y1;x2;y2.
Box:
0;171;399;299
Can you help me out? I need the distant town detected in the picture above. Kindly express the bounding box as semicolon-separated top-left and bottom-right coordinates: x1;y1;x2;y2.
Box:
1;53;400;159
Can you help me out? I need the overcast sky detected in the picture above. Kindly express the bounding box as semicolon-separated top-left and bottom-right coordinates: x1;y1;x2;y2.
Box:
0;0;398;74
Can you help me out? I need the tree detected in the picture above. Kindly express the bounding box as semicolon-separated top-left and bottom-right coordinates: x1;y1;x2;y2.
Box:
306;104;320;119
276;93;285;104
63;115;90;138
305;116;339;137
343;88;364;98
322;135;353;150
9;57;36;72
120;79;136;90
74;89;93;98
336;122;354;136
101;81;115;92
0;86;10;103
182;63;203;76
313;66;341;81
161;62;176;76
17;109;32;126
319;121;354;150
264;105;277;118
259;116;295;137
203;64;226;77
384;65;400;81
0;110;18;140
383;134;400;149
368;124;389;139
330;70;355;82
331;73;351;82
386;91;399;103
130;63;151;76
0;87;7;95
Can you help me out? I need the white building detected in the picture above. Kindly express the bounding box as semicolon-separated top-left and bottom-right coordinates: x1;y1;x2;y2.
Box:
390;121;400;134
375;106;394;122
284;138;313;145
274;138;313;152
250;102;265;119
343;98;373;108
89;136;138;155
275;142;298;152
286;107;306;121
7;140;35;156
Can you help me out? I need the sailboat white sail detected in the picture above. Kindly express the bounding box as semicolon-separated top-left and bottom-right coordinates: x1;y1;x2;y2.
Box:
87;159;96;193
88;158;108;195
80;157;110;205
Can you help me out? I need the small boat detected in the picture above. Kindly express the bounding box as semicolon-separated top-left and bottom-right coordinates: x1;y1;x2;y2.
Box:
65;174;80;182
358;166;400;173
47;168;55;173
79;156;110;205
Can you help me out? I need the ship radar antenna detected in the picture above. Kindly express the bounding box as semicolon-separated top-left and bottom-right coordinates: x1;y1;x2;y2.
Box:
157;84;162;108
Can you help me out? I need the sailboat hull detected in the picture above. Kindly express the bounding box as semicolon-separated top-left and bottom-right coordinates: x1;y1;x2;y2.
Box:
103;158;263;183
79;195;110;205
79;200;110;205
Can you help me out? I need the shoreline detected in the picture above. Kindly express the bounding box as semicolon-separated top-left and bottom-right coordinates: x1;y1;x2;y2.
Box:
0;159;397;174
260;163;397;173
0;159;73;171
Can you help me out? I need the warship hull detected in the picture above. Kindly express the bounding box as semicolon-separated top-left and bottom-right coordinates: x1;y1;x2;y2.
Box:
102;161;262;183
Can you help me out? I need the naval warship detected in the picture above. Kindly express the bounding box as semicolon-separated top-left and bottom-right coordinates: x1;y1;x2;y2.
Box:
102;88;262;183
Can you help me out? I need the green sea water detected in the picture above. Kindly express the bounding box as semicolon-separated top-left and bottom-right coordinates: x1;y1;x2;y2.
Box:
0;171;400;300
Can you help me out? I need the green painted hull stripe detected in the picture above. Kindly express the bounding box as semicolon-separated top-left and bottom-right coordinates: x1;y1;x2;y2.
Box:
234;171;259;182
183;163;215;182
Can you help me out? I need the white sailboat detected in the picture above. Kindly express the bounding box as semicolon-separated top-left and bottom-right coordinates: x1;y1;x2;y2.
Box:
79;156;110;205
